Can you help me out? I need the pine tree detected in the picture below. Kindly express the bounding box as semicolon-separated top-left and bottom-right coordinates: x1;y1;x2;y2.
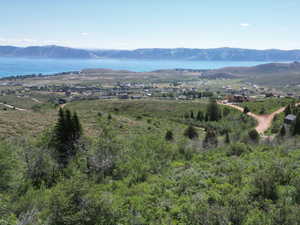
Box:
72;112;82;140
207;99;221;121
51;108;82;167
190;110;194;119
284;104;292;116
196;111;204;121
293;112;300;136
205;113;209;122
225;131;230;144
279;125;286;137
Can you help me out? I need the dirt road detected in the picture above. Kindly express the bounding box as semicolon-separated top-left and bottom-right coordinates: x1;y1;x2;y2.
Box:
0;102;28;112
218;101;286;134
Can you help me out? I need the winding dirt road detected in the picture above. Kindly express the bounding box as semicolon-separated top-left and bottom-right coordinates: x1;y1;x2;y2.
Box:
218;101;286;134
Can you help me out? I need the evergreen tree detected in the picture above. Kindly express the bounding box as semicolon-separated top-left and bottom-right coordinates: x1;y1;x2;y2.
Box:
184;125;198;139
279;125;286;137
190;110;194;119
196;111;204;121
225;131;230;144
293;112;300;136
207;99;221;121
284;104;292;116
205;113;209;122
72;112;82;140
51;108;82;168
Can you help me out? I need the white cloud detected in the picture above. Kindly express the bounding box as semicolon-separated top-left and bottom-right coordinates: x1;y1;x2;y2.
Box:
80;32;89;36
240;23;250;27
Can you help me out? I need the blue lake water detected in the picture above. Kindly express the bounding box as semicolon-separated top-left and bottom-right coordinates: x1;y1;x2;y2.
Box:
0;57;270;77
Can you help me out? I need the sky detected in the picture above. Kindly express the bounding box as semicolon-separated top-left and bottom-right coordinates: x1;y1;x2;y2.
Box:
0;0;299;50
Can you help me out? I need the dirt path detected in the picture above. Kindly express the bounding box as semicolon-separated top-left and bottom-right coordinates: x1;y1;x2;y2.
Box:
31;98;42;104
0;102;28;112
218;101;286;134
59;103;67;109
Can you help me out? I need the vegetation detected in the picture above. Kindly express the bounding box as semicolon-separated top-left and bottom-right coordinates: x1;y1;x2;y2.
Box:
240;97;294;114
1;95;300;224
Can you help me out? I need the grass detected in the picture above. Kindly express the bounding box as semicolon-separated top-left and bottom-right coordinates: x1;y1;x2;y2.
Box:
0;98;256;141
266;112;285;135
240;97;294;114
67;99;256;140
0;94;43;110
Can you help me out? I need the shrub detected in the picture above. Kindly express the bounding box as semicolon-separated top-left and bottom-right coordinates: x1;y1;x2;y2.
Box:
248;129;260;142
165;130;174;141
203;129;218;148
227;142;250;156
243;106;250;114
184;125;198;139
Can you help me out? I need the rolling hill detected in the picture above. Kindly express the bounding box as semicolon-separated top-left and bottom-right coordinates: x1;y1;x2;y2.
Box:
203;61;300;86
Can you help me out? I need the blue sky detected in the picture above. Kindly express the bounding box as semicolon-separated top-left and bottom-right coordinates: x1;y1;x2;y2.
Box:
0;0;299;49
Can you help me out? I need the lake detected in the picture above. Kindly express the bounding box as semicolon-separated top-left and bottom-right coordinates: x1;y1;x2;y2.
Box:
0;57;269;77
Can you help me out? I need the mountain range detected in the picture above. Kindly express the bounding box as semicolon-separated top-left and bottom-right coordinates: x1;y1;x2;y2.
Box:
1;45;300;61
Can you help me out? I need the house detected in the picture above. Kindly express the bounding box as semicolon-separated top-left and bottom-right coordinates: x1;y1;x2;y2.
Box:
284;114;297;125
131;96;142;100
118;94;129;99
227;95;249;103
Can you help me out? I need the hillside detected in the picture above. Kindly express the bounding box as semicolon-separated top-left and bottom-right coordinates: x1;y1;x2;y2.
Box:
203;61;300;86
1;45;300;61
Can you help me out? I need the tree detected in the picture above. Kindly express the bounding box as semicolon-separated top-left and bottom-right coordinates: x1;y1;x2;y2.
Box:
0;143;15;192
279;126;286;137
225;131;230;144
165;130;174;141
248;129;260;142
293;112;300;136
190;110;194;119
196;111;204;121
184;125;198;139
51;108;82;168
284;104;292;116
259;108;266;115
207;99;221;121
72;112;82;141
184;112;190;119
205;113;209;122
243;106;250;114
